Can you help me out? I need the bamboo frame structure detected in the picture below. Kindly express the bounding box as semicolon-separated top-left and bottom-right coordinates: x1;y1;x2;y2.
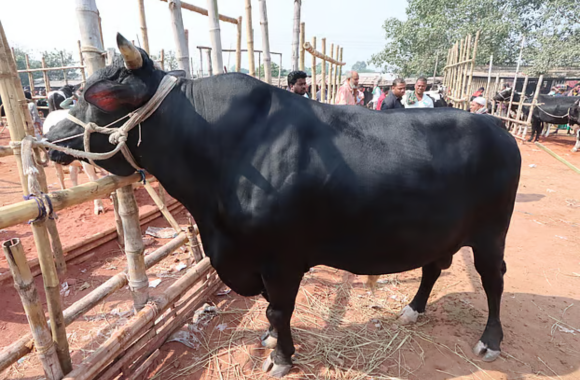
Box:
442;32;480;109
332;45;340;102
328;43;334;104
291;0;301;71
338;47;343;88
2;239;64;380
245;0;255;77
258;0;272;84
321;38;326;103
236;16;242;72
77;40;86;83
160;0;238;24
299;22;305;71
0;20;72;374
311;36;316;99
303;42;346;66
206;0;224;75
137;0;150;53
168;0;191;78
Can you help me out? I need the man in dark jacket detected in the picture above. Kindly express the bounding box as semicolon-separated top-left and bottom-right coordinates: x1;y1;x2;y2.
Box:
381;78;406;110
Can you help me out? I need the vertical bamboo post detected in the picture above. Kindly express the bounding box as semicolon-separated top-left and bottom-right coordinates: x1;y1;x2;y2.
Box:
465;30;480;109
184;29;189;55
333;45;340;101
137;0;150;54
258;51;261;80
0;21;72;373
198;48;203;76
432;55;438;88
328;43;334;104
492;72;500;114
77;40;86;84
168;0;191;78
41;56;51;94
190;57;194;77
186;225;203;263
526;75;543;126
278;53;282;87
236;16;242;72
508;36;525;122
485;54;493;101
245;0;255;77
206;0;224;75
459;35;471;109
116;186;149;311
76;0;106;77
111;192;124;245
311;36;316;99
516;75;529;137
160;49;165;71
291;0;301;71
97;10;104;47
60;51;68;85
321;38;326;103
2;239;64;380
258;0;271;84
25;54;34;93
205;49;213;76
299;22;305;71
453;41;461;101
338;47;343;89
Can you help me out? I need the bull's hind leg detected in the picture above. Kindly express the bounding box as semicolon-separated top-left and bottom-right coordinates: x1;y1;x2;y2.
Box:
471;241;506;362
399;256;452;324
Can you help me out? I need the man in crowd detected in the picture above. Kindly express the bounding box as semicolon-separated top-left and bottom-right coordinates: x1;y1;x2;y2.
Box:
287;70;309;97
335;70;359;105
402;77;434;108
469;97;488;114
381;78;406;110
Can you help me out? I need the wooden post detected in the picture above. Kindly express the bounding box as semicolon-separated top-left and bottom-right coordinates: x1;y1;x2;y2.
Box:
485;54;493;101
184;29;189;54
41;56;51;93
0;20;72;373
198;48;203;76
321;38;326;103
206;0;224;75
311;36;316;99
236;16;242;72
186;225;203;263
516;75;529;137
245;0;255;77
328;43;334;104
168;0;191;78
338;47;343;89
111;192;124;245
205;49;213;76
60;51;68;85
137;0;150;54
299;22;305;71
432;55;438;88
258;0;271;84
97;10;104;47
258;51;261;80
508;36;525;122
160;49;165;71
526;75;543;126
25;54;34;93
3;239;64;380
76;0;106;77
291;0;301;71
116;185;149;311
77;40;86;84
278;53;282;87
465;31;480;109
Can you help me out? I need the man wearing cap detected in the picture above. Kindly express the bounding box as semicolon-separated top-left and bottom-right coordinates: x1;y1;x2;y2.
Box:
470;97;488;114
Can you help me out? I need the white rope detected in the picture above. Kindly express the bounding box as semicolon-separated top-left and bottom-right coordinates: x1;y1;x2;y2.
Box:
535;105;570;120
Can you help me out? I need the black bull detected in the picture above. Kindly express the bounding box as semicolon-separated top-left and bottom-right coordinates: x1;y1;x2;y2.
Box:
47;35;521;377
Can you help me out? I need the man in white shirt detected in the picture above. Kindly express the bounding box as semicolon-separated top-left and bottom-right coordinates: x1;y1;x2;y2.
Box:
402;77;434;108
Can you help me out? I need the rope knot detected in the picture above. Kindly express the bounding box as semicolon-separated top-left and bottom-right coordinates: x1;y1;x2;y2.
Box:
85;122;99;132
109;131;128;145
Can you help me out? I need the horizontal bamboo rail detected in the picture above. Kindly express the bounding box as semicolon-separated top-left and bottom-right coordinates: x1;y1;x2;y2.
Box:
0;233;189;372
303;42;345;66
447;96;468;103
63;257;213;380
196;46;282;56
17;66;85;73
0;173;140;229
0;145;12;157
496;115;530;126
443;59;475;69
159;0;238;24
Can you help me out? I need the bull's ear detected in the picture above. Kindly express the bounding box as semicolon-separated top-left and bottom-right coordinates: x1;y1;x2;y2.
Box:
84;80;148;113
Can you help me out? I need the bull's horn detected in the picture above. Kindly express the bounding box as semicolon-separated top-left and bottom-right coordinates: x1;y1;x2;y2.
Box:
116;33;143;70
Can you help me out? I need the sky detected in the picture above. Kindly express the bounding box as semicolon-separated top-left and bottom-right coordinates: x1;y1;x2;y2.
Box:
1;0;408;73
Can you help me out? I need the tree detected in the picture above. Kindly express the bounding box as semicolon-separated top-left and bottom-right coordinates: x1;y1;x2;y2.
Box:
13;47;79;88
351;61;374;73
370;0;578;77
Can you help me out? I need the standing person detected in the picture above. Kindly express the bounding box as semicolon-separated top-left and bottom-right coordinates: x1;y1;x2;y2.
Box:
381;78;406;110
335;70;359;105
555;87;566;97
287;70;309;98
469;97;488;114
376;88;387;110
548;86;558;96
370;79;382;109
402;77;434;108
471;87;485;100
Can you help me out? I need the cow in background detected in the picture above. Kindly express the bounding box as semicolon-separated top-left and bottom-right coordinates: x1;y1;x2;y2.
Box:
47;84;78;112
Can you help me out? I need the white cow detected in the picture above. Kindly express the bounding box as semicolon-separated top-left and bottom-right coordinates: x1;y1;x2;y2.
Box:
43;110;106;214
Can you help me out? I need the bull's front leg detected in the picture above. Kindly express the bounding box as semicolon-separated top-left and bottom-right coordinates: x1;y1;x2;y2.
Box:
261;266;303;378
572;126;580;152
81;161;105;215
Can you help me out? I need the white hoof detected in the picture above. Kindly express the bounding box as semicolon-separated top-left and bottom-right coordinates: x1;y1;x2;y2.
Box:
262;354;292;378
261;335;278;349
398;305;419;325
473;340;501;362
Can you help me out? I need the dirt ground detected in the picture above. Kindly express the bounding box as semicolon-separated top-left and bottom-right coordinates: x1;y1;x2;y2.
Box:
0;130;579;380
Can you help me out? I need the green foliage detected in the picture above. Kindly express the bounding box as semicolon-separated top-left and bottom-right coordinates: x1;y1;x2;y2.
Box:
351;61;375;73
370;0;579;77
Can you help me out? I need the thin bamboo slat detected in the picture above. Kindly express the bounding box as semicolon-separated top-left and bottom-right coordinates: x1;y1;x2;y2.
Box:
329;43;334;104
77;40;86;83
2;239;64;380
311;36;316;99
137;0;150;53
291;0;301;70
259;0;272;83
321;38;326;104
299;22;305;71
245;0;255;77
236;16;242;72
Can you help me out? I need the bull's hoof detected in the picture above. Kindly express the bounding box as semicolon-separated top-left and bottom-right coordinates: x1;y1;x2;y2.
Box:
473;340;501;362
398;305;420;325
572;148;578;153
262;353;292;378
261;331;278;349
94;200;105;215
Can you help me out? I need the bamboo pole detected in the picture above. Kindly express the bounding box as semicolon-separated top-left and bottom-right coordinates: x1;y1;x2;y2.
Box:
328;43;334;104
236;16;242;72
168;0;191;78
338;47;343;88
77;40;86;83
137;0;150;54
205;49;213;76
60;51;68;85
41;56;51;93
311;36;316;99
143;182;181;233
160;0;238;24
187;224;204;262
515;75;529;125
206;0;224;75
302;42;345;66
76;0;106;78
160;49;165;71
25;54;34;93
116;185;149;312
278;53;282;87
291;0;301;71
17;65;86;74
465;30;480;109
258;0;272;84
0;233;189;371
0;21;72;374
245;0;255;77
526;74;543;126
459;35;471;109
62;258;214;380
485;54;493;101
333;45;340;102
299;22;305;71
535;141;580;175
507;36;526;122
258;51;261;80
321;38;326;103
2;239;64;380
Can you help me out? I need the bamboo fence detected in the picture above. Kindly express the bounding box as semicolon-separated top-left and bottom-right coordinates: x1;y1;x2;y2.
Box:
303;39;346;103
